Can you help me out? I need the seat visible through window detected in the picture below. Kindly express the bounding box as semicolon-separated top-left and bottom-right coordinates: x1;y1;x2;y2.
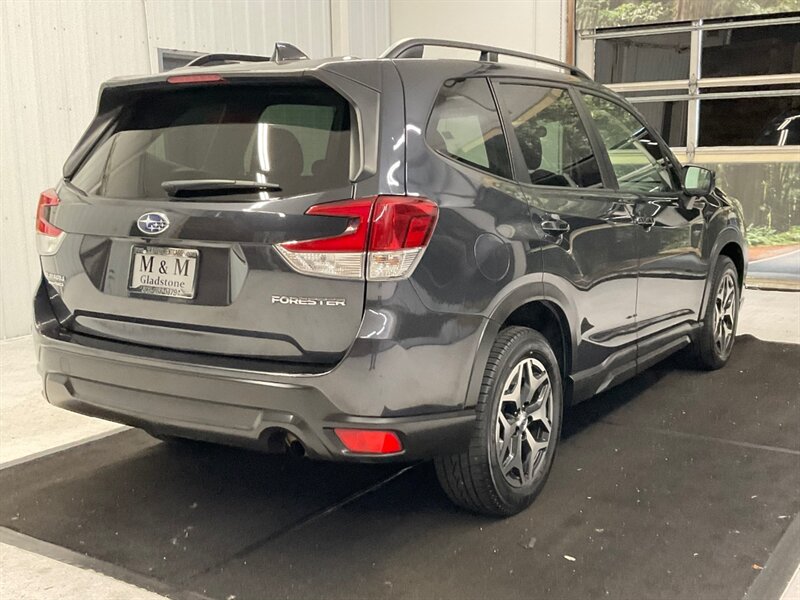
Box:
496;83;602;188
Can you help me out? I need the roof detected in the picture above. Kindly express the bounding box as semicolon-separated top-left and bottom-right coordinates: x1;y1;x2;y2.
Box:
102;39;595;89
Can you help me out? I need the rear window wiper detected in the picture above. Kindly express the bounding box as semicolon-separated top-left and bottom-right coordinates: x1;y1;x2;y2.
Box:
162;179;282;198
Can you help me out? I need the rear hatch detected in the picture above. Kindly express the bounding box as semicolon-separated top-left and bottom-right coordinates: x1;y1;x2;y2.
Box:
48;77;367;364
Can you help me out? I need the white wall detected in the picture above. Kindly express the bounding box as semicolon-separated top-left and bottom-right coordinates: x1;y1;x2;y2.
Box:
331;0;391;58
144;0;333;70
0;0;564;340
0;0;334;340
389;0;567;60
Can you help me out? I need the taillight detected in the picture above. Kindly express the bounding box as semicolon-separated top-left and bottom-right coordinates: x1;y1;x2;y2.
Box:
36;189;64;255
275;199;373;279
275;196;438;281
334;429;403;454
368;196;438;280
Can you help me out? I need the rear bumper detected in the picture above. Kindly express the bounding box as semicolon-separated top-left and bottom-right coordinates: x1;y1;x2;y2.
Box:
41;370;475;463
33;284;482;462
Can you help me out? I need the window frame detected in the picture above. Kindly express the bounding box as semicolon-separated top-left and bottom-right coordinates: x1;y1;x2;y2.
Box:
423;76;518;183
574;87;684;195
157;48;204;72
489;77;618;191
578;14;800;162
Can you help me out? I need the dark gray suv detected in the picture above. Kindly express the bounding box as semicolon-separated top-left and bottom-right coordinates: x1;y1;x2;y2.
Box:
33;39;747;516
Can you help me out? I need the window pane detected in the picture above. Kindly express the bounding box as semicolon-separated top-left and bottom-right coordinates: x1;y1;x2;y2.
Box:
702;24;800;78
161;55;194;71
497;84;602;188
582;94;679;193
699;96;800;147
633;100;688;146
426;78;512;179
595;32;690;84
158;50;201;72
71;84;351;199
260;105;336;175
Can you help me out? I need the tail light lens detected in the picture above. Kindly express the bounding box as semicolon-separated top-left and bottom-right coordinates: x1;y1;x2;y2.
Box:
275;195;438;281
334;429;403;454
368;196;438;280
36;189;65;255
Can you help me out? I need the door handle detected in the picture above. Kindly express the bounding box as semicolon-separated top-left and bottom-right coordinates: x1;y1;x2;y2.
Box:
541;216;570;234
634;216;655;228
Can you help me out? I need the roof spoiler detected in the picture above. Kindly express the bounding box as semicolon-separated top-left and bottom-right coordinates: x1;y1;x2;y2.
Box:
381;38;591;80
186;42;309;68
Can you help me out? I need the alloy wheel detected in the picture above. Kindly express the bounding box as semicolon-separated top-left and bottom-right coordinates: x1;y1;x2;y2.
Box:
494;357;553;488
713;271;737;357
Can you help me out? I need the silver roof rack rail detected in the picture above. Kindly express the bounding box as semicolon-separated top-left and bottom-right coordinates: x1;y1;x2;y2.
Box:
380;38;591;80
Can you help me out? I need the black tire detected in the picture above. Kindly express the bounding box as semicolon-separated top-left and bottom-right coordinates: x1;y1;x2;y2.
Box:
693;255;740;370
434;326;563;517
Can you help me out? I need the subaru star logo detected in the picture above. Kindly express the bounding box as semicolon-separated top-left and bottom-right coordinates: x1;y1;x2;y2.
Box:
137;212;170;235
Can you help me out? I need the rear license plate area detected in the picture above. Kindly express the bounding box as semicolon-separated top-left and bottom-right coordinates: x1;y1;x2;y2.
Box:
129;246;199;299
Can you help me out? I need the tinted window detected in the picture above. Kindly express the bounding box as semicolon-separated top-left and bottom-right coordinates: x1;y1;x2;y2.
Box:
635;100;688;146
71;84;351;199
595;32;690;84
699;95;800;147
427;78;512;179
582;94;678;193
497;84;602;188
703;24;800;78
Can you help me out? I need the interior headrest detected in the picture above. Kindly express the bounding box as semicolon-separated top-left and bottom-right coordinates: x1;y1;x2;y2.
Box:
518;125;547;171
429;128;449;153
252;126;304;183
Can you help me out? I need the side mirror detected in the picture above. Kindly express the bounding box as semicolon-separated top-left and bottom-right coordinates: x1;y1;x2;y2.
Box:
682;165;715;197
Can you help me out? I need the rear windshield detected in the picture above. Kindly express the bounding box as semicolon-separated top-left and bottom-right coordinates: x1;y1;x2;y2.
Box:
71;83;351;199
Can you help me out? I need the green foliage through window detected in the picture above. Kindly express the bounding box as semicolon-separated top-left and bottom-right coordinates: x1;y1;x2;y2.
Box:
577;0;800;28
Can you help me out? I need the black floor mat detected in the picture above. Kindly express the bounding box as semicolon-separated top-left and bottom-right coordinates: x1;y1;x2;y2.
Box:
2;336;798;599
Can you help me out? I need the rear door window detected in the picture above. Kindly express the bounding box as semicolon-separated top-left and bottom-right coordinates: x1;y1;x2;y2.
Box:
70;83;351;199
426;78;512;180
495;83;603;188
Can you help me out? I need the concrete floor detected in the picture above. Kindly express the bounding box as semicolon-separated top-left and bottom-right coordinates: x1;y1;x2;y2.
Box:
0;543;165;600
0;289;798;600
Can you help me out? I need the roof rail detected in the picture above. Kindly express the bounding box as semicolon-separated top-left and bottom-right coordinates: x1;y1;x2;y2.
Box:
186;53;270;68
186;42;309;68
380;38;591;80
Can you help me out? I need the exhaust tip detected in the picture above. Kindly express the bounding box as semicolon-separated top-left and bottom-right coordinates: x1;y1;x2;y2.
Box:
285;434;306;458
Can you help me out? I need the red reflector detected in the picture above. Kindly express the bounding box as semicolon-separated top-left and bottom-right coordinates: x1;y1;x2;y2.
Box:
167;74;225;84
36;189;62;236
334;429;403;454
369;196;439;251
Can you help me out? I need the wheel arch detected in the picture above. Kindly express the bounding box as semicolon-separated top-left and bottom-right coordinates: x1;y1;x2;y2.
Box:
502;301;572;383
719;241;746;290
464;285;577;409
700;229;747;320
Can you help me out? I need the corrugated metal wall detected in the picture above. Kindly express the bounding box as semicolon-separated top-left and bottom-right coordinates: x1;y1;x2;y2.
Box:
0;0;561;340
144;0;332;69
0;0;334;340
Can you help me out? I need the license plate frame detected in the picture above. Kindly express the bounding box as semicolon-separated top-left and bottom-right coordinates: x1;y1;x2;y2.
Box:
128;246;200;300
